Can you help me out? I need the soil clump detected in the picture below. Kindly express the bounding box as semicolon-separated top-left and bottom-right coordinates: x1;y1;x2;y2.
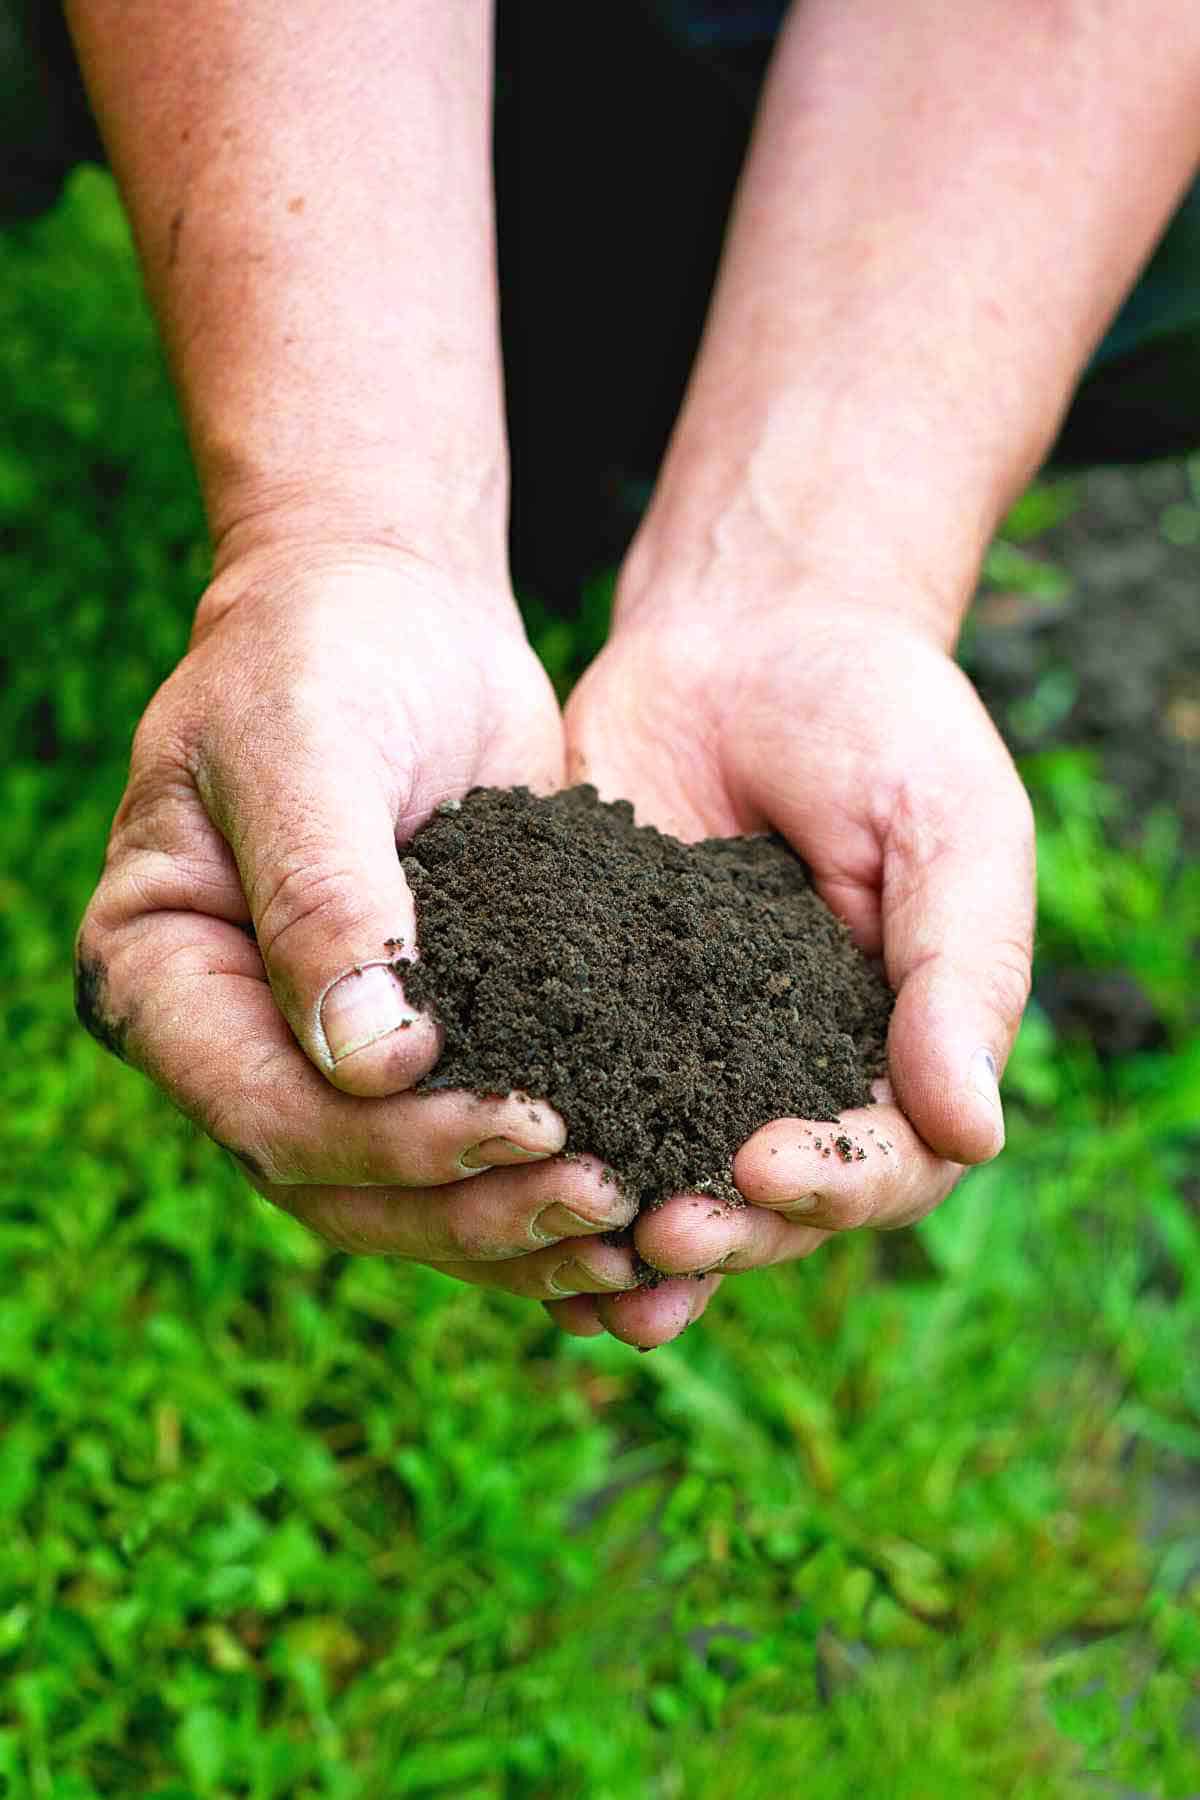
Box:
399;787;892;1211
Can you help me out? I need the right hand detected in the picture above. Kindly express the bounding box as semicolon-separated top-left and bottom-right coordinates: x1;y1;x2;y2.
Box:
559;568;1034;1348
75;544;642;1304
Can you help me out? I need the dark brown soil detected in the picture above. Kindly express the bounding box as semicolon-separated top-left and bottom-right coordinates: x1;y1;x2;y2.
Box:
965;460;1200;851
399;786;892;1210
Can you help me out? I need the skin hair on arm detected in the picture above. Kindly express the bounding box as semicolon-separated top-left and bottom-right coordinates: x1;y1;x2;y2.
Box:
63;0;509;579
625;0;1200;644
556;0;1200;1343
66;1;630;1311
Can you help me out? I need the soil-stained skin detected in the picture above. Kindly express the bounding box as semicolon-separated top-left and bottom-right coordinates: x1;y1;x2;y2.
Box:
74;949;131;1064
74;944;268;1185
401;785;894;1214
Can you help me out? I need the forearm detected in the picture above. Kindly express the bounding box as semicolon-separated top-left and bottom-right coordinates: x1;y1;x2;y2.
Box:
627;0;1200;644
65;0;507;581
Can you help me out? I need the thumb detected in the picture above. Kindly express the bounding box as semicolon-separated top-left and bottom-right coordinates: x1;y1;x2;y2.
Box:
206;735;441;1098
882;776;1035;1165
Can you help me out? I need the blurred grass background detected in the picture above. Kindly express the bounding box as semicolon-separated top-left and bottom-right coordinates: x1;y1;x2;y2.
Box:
2;170;1199;1799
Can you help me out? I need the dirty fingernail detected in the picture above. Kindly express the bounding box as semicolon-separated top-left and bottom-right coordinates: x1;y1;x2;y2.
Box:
550;1259;635;1296
968;1046;1006;1150
322;964;420;1063
694;1251;736;1274
968;1047;1002;1112
460;1136;554;1172
532;1202;608;1243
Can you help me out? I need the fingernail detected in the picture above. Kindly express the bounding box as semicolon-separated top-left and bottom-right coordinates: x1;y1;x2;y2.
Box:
694;1251;736;1274
460;1137;554;1172
531;1202;608;1243
322;964;419;1063
550;1259;636;1296
968;1047;1002;1111
968;1047;1006;1149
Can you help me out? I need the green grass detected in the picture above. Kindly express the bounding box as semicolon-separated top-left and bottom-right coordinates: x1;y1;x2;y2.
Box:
2;170;1200;1798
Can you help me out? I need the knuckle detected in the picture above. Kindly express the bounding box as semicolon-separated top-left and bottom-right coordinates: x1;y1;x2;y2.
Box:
253;858;364;968
96;745;230;928
445;1216;520;1263
129;689;191;773
123;679;207;804
203;1081;273;1186
292;1188;390;1257
201;1099;276;1184
110;764;201;855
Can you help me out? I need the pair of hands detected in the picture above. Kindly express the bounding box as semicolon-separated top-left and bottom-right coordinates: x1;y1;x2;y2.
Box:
76;538;1034;1349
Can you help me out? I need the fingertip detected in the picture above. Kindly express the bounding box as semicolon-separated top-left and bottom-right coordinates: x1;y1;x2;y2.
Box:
633;1193;740;1276
887;984;1009;1166
543;1296;605;1337
505;1094;569;1159
887;1042;1006;1167
944;1099;1005;1166
459;1095;568;1169
322;999;442;1097
732;1122;818;1208
894;1086;1003;1165
886;1059;1005;1165
965;1047;1006;1157
595;1275;710;1349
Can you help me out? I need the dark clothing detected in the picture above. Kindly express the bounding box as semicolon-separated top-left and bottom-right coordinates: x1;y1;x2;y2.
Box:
645;1;791;47
495;2;1200;598
0;1;101;220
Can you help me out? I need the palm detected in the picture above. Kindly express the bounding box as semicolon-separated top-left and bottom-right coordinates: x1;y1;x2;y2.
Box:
553;595;1033;1347
568;603;1007;947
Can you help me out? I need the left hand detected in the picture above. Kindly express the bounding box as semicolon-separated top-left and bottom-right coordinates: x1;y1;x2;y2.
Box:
558;570;1035;1348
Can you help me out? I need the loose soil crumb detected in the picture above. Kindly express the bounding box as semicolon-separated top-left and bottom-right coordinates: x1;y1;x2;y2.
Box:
400;786;892;1211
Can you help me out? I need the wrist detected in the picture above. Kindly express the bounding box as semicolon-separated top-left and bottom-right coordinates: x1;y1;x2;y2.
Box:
617;393;1017;656
615;507;977;661
193;525;523;647
205;449;510;590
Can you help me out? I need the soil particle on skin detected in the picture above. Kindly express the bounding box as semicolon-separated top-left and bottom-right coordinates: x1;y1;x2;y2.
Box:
399;785;892;1211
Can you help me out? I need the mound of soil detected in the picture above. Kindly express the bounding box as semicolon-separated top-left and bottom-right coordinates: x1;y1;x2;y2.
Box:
399;786;892;1210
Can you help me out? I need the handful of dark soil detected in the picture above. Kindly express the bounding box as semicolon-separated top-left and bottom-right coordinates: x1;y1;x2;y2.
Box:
400;786;892;1210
